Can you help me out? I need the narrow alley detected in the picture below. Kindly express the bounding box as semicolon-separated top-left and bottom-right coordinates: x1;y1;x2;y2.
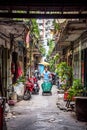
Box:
4;80;87;130
0;1;87;130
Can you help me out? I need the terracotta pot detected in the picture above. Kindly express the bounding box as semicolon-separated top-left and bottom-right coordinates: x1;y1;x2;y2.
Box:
64;91;75;101
64;91;69;101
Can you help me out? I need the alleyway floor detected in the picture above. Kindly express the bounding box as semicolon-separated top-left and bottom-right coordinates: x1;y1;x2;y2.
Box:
4;80;87;130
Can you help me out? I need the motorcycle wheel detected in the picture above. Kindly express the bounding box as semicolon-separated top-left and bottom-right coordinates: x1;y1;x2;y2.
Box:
37;87;40;93
33;88;38;94
23;90;31;100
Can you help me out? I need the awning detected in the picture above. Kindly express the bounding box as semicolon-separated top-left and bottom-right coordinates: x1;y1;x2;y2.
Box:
38;61;49;66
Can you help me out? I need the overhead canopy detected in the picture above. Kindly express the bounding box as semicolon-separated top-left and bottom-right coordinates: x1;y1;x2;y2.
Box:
58;20;87;48
0;0;87;18
38;61;49;66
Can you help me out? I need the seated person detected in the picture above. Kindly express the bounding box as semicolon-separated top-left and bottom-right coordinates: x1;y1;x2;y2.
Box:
42;67;51;82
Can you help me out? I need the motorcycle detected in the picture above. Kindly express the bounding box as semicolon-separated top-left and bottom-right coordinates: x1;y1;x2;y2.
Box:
23;79;34;100
34;70;41;80
31;76;40;94
41;81;52;96
50;72;57;85
33;79;40;94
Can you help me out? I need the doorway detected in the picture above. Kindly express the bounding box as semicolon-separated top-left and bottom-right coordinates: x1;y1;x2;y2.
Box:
81;48;87;87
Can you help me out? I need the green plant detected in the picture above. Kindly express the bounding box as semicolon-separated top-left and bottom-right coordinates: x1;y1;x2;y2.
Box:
28;19;40;38
55;62;73;90
16;76;26;84
47;39;55;57
68;78;84;100
49;53;60;72
53;19;60;31
39;44;46;56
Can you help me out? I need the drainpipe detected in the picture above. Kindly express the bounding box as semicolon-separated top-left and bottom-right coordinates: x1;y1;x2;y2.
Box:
78;41;81;79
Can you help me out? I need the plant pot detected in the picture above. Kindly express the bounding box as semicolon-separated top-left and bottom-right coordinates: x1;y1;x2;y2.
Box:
64;91;69;101
75;96;87;121
64;91;75;101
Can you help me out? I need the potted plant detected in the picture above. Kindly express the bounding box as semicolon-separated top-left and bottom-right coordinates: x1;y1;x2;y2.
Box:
55;62;73;90
55;62;73;100
16;76;26;84
68;78;84;100
68;78;87;121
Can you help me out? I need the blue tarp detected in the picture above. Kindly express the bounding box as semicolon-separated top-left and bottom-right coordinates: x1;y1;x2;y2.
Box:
38;64;44;74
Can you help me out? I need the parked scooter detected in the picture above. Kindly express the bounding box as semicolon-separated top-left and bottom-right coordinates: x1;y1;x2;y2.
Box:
30;76;40;94
33;77;40;94
23;78;34;100
50;72;57;85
